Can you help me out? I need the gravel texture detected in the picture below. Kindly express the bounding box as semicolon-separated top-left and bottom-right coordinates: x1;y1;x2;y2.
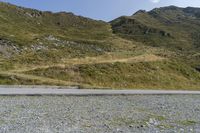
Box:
0;95;200;133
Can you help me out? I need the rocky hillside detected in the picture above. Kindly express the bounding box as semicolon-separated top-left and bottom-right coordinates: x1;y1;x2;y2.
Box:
0;2;200;89
111;6;200;73
0;2;111;42
0;2;118;61
111;6;200;50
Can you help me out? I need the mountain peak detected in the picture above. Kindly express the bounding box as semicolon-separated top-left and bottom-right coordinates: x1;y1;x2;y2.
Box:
132;10;146;16
150;5;182;13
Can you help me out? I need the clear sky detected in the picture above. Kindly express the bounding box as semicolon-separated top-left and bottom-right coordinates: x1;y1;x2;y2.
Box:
1;0;200;21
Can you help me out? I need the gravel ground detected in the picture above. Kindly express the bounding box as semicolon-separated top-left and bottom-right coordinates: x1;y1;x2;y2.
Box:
0;95;200;133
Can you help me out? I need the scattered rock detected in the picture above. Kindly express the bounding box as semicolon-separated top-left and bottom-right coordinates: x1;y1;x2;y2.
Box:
0;95;199;132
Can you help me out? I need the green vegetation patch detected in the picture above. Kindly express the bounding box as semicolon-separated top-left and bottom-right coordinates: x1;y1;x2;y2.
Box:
177;120;198;126
0;74;50;85
25;60;200;89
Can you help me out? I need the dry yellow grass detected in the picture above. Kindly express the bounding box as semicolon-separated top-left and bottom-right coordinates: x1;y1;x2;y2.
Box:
10;54;166;73
0;71;78;86
0;52;166;88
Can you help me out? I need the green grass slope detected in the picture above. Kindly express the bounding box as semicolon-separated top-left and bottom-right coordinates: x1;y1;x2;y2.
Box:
110;6;200;76
111;6;200;50
0;2;111;43
24;60;200;89
0;2;117;64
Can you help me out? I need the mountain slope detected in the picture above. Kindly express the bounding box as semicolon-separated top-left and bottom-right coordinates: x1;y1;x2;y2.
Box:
111;6;200;50
110;5;200;73
0;2;200;89
0;2;111;43
1;2;135;67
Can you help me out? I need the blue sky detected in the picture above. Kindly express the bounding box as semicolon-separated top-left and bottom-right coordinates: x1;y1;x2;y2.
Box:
1;0;200;21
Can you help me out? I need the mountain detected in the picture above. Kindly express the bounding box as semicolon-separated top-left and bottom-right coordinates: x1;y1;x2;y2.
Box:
0;2;114;58
111;6;200;50
0;2;200;89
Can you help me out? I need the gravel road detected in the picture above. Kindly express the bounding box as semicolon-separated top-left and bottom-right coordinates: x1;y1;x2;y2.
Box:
0;95;200;133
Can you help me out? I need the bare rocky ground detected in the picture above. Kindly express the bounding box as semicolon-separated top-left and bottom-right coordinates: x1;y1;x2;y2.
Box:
0;95;200;133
